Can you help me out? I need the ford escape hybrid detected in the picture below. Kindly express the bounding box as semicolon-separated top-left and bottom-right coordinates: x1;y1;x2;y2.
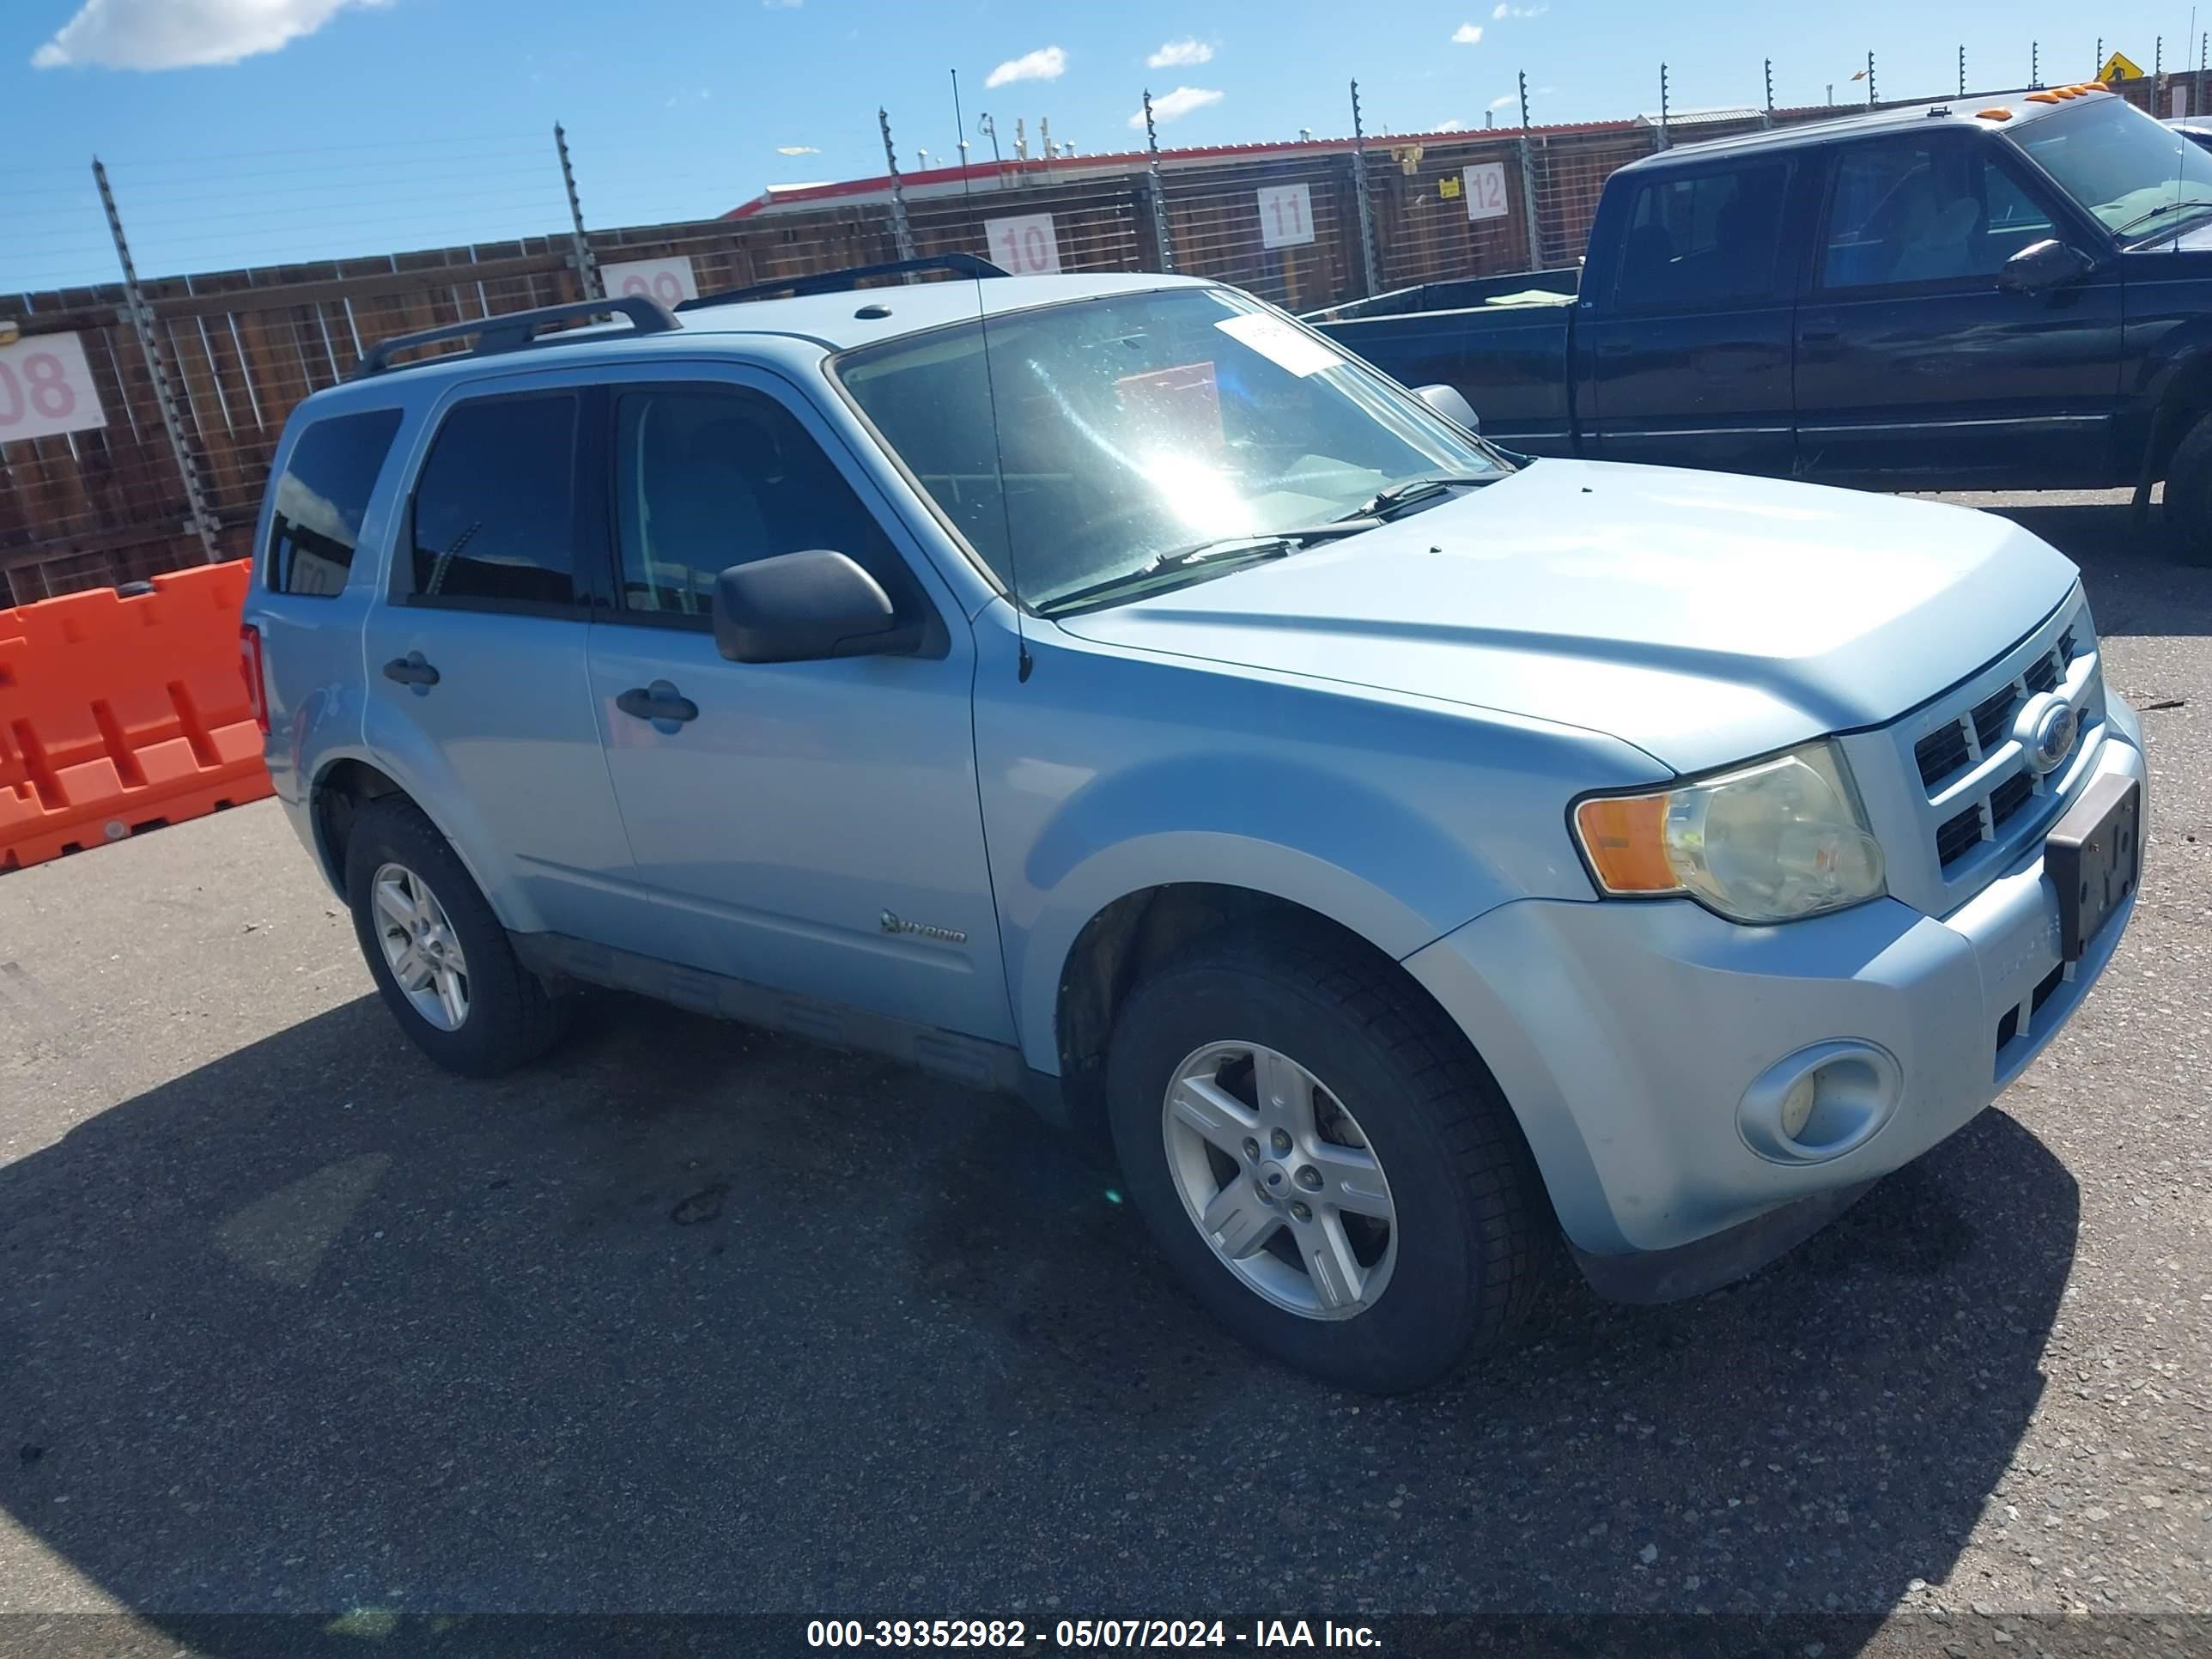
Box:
244;266;2146;1392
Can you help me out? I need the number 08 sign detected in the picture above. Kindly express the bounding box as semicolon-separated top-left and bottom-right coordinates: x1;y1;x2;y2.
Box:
0;332;106;444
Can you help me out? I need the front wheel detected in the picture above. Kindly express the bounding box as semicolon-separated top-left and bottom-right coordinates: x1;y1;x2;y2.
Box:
1104;929;1550;1393
2163;410;2212;567
343;797;568;1077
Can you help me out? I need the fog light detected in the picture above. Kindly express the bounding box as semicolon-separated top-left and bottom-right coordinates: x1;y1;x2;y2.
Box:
1779;1073;1818;1141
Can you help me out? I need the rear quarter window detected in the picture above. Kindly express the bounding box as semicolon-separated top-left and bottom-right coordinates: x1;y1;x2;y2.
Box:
1610;161;1792;311
264;409;404;597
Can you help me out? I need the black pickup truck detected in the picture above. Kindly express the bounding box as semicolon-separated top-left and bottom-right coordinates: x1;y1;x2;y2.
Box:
1309;85;2212;561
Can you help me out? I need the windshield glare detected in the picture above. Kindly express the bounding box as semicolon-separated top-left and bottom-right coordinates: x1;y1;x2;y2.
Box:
2010;95;2212;237
836;286;1504;611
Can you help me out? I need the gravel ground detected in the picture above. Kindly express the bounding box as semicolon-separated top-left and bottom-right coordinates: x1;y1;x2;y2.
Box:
0;490;2205;1656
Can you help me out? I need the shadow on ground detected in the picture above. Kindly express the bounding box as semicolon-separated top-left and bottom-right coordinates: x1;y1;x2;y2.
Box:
2;987;2076;1647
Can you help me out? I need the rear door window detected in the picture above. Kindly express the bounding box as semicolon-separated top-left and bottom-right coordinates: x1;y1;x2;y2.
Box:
406;392;582;611
1611;161;1792;310
265;409;402;597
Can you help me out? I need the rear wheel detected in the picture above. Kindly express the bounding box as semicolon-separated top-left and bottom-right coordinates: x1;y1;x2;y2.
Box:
2163;411;2212;566
1104;928;1550;1393
343;797;568;1076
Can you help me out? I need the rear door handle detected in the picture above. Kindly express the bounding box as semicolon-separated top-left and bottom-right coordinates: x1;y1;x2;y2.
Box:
382;652;440;688
1799;329;1841;345
616;680;700;725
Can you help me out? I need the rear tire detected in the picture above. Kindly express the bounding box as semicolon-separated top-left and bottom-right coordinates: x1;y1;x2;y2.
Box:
1104;927;1550;1394
343;796;568;1077
2162;411;2212;566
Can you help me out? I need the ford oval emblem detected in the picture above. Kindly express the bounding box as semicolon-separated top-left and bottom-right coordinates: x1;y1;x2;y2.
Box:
2014;694;2080;775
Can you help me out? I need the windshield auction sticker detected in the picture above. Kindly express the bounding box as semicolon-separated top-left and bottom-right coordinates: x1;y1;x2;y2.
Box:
1214;312;1345;379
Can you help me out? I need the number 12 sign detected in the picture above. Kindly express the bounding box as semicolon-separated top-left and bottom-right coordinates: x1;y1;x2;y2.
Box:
0;331;106;444
1462;163;1510;222
1257;184;1316;250
985;213;1061;275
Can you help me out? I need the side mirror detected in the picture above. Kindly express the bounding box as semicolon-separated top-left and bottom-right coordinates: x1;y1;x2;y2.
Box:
1414;383;1480;434
1997;238;2094;295
713;550;917;665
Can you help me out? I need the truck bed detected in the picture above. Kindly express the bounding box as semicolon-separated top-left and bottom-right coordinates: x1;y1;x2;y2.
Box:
1305;267;1580;454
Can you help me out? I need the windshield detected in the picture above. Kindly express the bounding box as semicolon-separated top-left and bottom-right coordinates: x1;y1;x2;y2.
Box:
835;286;1507;612
2008;94;2212;240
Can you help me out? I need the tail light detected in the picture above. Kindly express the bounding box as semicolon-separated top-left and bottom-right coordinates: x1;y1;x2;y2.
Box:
239;622;270;736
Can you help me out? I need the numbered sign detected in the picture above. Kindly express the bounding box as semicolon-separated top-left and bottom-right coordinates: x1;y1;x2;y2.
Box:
1257;183;1316;250
602;257;701;307
984;213;1062;275
1463;163;1510;222
0;332;106;444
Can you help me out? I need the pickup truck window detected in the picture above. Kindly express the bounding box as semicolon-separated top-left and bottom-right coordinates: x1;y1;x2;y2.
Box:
264;408;401;598
2011;94;2212;240
1819;140;2054;289
407;392;581;611
836;286;1501;611
1611;162;1789;310
610;384;908;622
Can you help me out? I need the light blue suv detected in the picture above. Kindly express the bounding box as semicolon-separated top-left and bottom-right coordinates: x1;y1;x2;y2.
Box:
244;263;2147;1392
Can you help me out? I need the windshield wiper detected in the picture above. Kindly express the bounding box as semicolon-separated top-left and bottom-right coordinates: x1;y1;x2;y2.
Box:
1352;472;1496;520
2112;196;2212;238
1035;520;1382;617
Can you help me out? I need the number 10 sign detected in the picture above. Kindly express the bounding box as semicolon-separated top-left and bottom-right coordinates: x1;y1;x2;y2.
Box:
0;331;106;444
984;213;1061;275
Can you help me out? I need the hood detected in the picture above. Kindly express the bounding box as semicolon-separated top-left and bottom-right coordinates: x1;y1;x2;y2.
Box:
1052;459;2080;775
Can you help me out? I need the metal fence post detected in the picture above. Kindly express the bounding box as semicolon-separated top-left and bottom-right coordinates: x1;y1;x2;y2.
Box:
553;123;604;301
1960;46;1966;98
1348;81;1380;298
1142;90;1176;273
92;157;218;564
1867;52;1877;106
879;109;917;267
2031;41;2041;89
1516;71;1542;271
1656;62;1671;149
1762;58;1774;127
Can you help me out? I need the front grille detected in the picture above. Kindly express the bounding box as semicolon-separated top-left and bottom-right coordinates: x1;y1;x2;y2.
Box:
1970;685;2019;750
1904;601;2099;884
1988;769;2035;830
1915;721;1971;788
1936;803;1985;865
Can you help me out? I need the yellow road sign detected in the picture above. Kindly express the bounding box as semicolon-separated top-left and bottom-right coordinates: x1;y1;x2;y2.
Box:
2100;51;2144;82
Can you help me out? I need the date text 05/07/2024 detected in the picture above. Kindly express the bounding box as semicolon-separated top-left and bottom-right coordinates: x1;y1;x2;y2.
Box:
805;1619;1383;1650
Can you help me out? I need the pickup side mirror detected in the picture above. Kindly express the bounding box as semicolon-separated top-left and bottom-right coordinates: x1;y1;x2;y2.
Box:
1997;238;2094;295
1414;382;1480;434
713;550;919;665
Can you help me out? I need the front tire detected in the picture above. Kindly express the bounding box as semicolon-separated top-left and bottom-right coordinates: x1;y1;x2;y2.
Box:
1104;928;1549;1393
2163;411;2212;567
343;797;568;1077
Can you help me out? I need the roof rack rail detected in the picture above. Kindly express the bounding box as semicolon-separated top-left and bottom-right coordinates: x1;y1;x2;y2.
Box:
353;295;680;379
678;253;1008;313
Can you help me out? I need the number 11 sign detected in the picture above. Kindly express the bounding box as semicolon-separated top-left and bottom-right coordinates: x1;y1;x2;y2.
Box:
1257;184;1316;250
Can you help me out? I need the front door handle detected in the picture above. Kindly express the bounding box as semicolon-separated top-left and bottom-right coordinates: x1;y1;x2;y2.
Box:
1799;329;1841;345
616;680;700;725
383;652;440;688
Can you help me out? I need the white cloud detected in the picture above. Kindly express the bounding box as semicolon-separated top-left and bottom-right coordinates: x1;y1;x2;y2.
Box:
1488;94;1516;109
1147;38;1212;69
1493;3;1547;13
32;0;390;70
1451;22;1483;44
986;45;1066;88
762;0;802;7
1432;118;1468;131
775;144;820;155
1128;85;1224;129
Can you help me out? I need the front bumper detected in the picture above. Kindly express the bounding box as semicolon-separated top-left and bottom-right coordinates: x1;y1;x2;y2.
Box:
1403;716;2145;1268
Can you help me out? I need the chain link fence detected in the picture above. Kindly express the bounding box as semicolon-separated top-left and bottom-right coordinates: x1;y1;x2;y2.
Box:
3;63;2202;600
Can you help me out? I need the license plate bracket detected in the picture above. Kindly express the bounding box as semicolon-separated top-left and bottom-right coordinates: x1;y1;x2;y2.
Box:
2046;773;2142;962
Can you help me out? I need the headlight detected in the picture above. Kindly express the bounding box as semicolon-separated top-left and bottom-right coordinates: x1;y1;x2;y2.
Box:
1571;740;1887;925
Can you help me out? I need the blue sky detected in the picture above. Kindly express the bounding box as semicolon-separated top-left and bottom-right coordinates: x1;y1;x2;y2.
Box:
6;0;2207;293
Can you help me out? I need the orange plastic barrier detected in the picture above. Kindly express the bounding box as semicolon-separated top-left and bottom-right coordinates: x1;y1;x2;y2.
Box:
0;562;272;873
